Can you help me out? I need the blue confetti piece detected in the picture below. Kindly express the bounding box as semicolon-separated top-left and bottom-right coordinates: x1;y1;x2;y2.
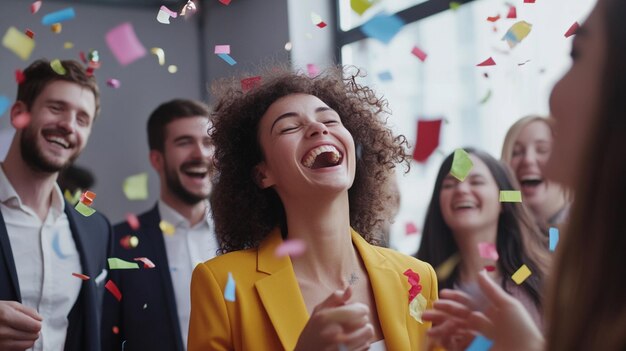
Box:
466;335;493;351
377;71;393;81
224;272;236;302
217;53;237;66
360;12;405;44
0;96;10;117
52;231;69;259
549;227;559;252
41;7;76;26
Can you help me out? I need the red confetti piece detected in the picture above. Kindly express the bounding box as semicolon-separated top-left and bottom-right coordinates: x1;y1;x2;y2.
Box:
405;222;419;235
274;239;307;258
486;14;500;22
413;119;443;163
105;280;122;301
80;191;96;206
524;0;536;3
12;112;31;129
564;21;579;38
485;265;496;272
119;235;139;249
403;269;422;302
506;6;517;19
219;0;231;4
134;257;156;269
30;1;42;14
316;21;327;28
126;213;140;230
72;273;90;280
411;46;428;62
241;76;261;92
112;326;119;334
477;57;496;66
15;70;25;84
79;51;88;64
25;29;35;39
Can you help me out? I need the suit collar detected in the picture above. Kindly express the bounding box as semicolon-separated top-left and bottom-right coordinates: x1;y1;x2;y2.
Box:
0;210;20;300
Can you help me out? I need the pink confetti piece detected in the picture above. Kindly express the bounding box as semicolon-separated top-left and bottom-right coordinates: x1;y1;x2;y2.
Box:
126;213;140;230
30;1;42;14
219;0;231;4
477;57;496;66
306;63;319;77
403;269;422;302
157;5;178;24
564;21;579;38
405;222;419;235
214;45;230;54
506;5;517;19
411;46;427;62
524;0;536;3
105;22;147;66
317;21;327;28
106;78;121;88
72;272;90;280
134;257;156;269
274;239;307;258
477;242;499;261
105;280;122;301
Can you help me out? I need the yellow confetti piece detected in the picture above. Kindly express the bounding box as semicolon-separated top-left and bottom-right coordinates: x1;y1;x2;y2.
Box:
167;65;177;73
160;220;175;235
74;201;95;217
502;21;532;49
450;148;473;181
2;26;35;60
435;253;461;281
51;23;62;33
351;0;374;15
408;293;428;323
50;59;66;75
150;47;165;65
511;264;532;285
122;172;148;200
499;190;522;202
108;257;140;270
64;189;81;204
63;41;74;49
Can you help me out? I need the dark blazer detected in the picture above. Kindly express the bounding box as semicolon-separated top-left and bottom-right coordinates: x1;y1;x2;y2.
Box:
0;202;112;351
102;204;185;351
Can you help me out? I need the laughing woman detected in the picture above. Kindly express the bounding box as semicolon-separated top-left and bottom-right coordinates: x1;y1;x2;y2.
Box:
187;68;438;351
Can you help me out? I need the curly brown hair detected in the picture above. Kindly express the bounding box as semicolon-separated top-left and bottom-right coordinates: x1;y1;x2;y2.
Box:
209;66;409;253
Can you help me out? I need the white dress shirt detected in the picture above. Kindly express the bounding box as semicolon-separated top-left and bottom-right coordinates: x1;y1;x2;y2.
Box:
0;165;82;351
158;200;218;350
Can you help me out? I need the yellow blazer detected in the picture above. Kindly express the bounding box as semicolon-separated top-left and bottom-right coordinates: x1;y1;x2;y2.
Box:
188;228;438;351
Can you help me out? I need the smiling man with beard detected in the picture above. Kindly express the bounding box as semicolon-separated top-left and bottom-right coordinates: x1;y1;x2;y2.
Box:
0;59;111;351
102;99;218;351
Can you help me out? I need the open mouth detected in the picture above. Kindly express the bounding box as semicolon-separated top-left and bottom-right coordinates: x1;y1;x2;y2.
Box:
519;175;543;188
43;131;71;149
301;145;343;169
453;201;477;210
181;165;209;179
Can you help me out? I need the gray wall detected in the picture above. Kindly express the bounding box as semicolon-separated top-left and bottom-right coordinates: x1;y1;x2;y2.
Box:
1;0;289;223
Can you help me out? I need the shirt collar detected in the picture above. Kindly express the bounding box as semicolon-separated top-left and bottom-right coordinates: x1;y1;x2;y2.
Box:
157;199;211;231
0;163;65;216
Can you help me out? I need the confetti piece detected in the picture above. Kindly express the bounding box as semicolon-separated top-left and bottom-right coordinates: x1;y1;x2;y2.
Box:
75;202;96;217
487;14;500;22
51;23;62;34
219;0;231;4
217;53;237;65
351;0;374;15
168;65;178;73
214;45;230;54
449;2;461;11
306;63;319;77
450;148;473;181
2;27;35;61
411;46;427;62
52;231;69;259
479;89;492;104
80;190;96;206
180;0;198;16
159;220;176;235
499;190;522;202
108;257;140;270
12;112;31;129
72;273;90;280
24;29;35;39
31;1;42;14
49;59;66;75
360;12;405;44
241;76;262;92
126;213;140;230
15;70;25;84
466;335;494;351
143;303;147;309
156;5;178;24
377;71;392;81
311;12;323;26
105;22;147;66
405;222;419;235
506;5;517;19
403;269;423;301
112;326;119;334
64;189;81;204
435;253;460;281
408;293;427;323
518;60;531;66
502;21;532;49
511;264;531;285
524;0;536;3
484;265;496;272
42;7;75;25
106;78;121;88
0;96;10;117
564;21;579;38
413;119;443;163
134;257;156;269
274;239;307;258
284;42;292;51
477;242;499;261
317;21;327;28
105;280;122;301
63;41;74;49
477;57;496;66
224;272;236;302
120;235;139;249
549;227;559;252
150;47;165;65
123;172;148;200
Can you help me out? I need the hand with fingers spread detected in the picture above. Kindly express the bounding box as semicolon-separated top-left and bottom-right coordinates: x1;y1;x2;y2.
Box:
0;301;42;351
294;286;374;351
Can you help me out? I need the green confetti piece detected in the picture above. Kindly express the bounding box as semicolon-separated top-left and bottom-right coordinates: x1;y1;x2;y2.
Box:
351;0;374;15
123;172;149;200
499;190;522;202
449;1;461;10
450;148;473;181
74;201;95;217
50;59;66;75
108;257;140;270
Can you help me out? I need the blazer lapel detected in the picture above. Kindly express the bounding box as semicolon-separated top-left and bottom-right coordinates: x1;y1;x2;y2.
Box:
255;229;309;351
351;230;411;350
0;210;21;301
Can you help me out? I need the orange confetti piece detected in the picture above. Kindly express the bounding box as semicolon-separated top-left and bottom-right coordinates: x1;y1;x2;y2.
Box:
72;273;90;280
564;22;579;38
134;257;156;268
105;280;122;301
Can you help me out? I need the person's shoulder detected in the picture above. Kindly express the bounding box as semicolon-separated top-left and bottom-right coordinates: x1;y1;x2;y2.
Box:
112;206;157;237
201;248;258;272
371;245;434;274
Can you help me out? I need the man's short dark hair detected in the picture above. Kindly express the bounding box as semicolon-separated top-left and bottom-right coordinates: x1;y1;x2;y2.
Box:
147;99;210;151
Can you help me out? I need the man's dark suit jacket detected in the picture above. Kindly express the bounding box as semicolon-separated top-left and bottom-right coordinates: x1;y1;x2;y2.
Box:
0;203;112;351
102;205;185;351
